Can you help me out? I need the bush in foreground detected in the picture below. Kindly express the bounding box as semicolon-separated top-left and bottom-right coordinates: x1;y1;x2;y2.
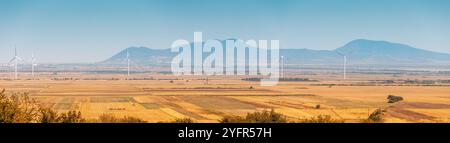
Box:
1;89;85;123
39;108;84;123
39;107;60;123
58;111;85;123
219;109;287;123
298;115;344;123
98;114;147;123
364;108;385;123
0;89;39;123
172;118;195;123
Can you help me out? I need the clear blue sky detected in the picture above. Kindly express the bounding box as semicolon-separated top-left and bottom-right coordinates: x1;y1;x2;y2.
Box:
1;0;449;63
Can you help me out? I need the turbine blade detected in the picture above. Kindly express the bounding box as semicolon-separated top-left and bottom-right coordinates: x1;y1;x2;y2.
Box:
335;51;344;56
8;57;16;65
31;53;37;64
16;56;24;61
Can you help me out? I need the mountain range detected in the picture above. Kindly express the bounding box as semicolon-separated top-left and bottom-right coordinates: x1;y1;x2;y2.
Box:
100;39;450;66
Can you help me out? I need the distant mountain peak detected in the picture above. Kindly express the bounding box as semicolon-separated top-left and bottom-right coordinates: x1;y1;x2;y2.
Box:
335;39;421;54
100;39;450;66
349;38;387;43
333;39;450;64
100;46;174;66
126;46;148;50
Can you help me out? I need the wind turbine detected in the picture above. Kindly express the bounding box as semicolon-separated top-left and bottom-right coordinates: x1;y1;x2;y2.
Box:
8;47;23;80
336;51;347;80
31;52;38;78
126;49;130;76
280;56;285;78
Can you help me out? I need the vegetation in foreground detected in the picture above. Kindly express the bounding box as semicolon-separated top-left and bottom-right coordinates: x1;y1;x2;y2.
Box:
218;109;347;123
0;89;144;123
219;109;288;123
0;89;39;123
1;89;388;123
96;114;147;123
0;89;84;123
170;118;195;123
360;108;386;123
297;115;344;123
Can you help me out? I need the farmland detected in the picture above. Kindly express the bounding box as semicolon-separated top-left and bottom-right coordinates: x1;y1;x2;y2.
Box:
1;71;449;123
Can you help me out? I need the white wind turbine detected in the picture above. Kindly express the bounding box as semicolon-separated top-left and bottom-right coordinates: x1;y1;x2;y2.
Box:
31;52;38;78
8;47;24;80
126;49;130;76
280;56;285;78
336;51;347;80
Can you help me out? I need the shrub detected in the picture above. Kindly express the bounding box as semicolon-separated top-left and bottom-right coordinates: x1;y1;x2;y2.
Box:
219;116;247;123
387;95;403;103
39;106;85;123
298;115;344;123
98;114;147;123
315;104;321;109
172;118;195;123
0;89;39;123
1;89;85;123
219;109;287;123
119;116;147;123
364;108;385;123
98;114;120;123
58;111;84;123
39;106;60;123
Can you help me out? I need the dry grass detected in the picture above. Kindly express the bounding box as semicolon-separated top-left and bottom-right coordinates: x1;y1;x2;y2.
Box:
1;73;450;123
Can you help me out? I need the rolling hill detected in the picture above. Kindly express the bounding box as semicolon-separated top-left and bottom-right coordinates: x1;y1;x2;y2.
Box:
100;47;175;66
100;39;450;66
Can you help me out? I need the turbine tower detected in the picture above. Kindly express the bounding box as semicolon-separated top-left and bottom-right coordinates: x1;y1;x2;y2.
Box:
8;47;23;80
126;49;130;76
280;56;285;78
31;52;37;78
336;51;347;80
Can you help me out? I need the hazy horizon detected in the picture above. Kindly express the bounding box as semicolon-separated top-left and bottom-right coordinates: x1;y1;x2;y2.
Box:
1;0;450;63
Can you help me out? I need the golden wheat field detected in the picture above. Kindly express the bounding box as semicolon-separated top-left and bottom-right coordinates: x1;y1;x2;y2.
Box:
1;73;450;123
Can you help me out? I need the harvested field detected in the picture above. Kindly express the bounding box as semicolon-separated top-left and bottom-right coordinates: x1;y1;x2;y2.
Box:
1;74;450;123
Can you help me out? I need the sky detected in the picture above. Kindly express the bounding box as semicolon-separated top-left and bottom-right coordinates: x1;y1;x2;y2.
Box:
0;0;450;63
